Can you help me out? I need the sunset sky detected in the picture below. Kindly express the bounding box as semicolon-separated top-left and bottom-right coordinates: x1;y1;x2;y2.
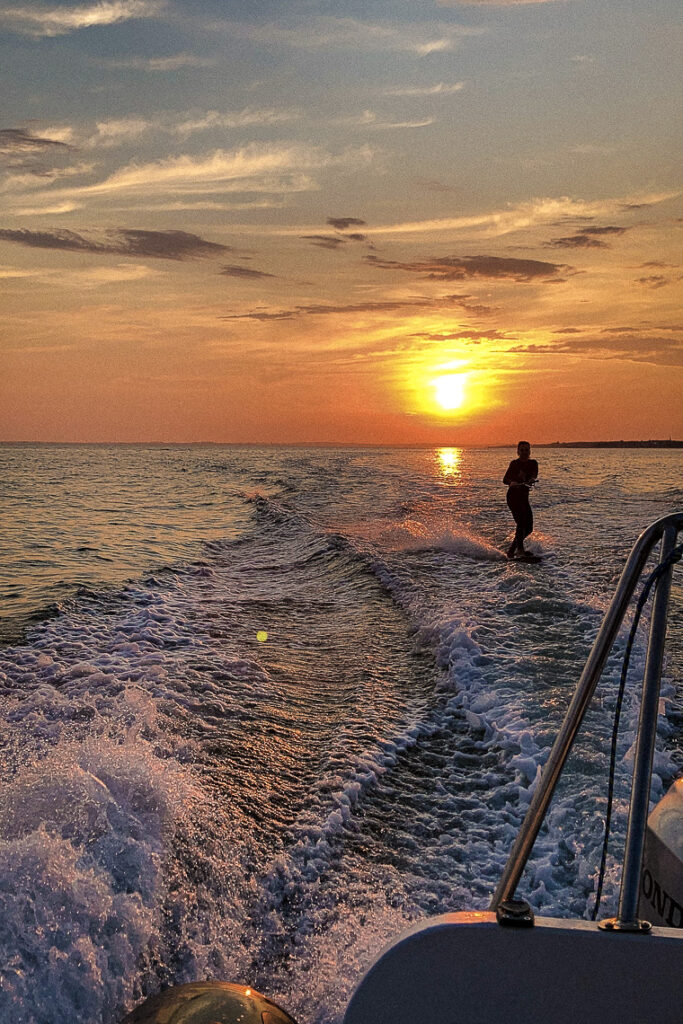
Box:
1;0;681;444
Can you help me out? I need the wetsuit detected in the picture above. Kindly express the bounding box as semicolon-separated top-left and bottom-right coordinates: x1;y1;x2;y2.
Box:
504;457;538;552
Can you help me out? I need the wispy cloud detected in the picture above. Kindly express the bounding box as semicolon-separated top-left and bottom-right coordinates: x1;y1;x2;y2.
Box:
9;143;372;212
366;253;569;282
104;52;217;72
505;329;682;366
0;1;165;38
221;297;455;323
363;192;680;239
221;292;497;325
24;108;301;154
91;145;358;195
0;227;230;260
208;17;483;57
386;82;465;96
84;118;152;148
175;108;300;135
13;201;82;215
349;110;435;131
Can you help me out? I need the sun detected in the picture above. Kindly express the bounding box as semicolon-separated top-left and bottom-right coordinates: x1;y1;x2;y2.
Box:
431;372;468;411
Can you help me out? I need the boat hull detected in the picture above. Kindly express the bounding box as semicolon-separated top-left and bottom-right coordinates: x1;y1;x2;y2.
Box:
344;911;683;1024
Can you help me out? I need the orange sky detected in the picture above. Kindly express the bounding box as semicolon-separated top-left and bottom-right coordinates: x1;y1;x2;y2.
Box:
1;1;681;443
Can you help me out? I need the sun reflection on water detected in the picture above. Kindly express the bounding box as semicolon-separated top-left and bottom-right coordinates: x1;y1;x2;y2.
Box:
437;447;463;479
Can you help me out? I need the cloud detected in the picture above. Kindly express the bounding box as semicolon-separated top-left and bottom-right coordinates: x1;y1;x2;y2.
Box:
85;117;152;148
546;225;629;249
300;235;348;250
366;253;568;281
386;82;465;96
412;328;513;342
207;17;483;57
43;108;301;152
502;329;682;366
50;143;370;201
547;235;606;249
0;1;165;37
175;108;300;135
105;52;217;72
14;201;82;215
0;128;72;154
364;192;679;239
219;265;275;279
636;275;670;289
0;227;231;260
221;294;489;322
327;217;367;231
349;110;435;130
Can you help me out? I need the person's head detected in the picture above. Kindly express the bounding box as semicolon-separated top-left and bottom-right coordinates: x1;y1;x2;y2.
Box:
517;440;531;460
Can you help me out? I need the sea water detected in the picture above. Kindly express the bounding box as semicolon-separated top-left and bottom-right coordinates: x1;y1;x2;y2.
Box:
0;443;681;1023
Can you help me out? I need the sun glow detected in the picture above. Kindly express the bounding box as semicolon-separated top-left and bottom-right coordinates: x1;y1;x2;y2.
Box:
431;372;468;411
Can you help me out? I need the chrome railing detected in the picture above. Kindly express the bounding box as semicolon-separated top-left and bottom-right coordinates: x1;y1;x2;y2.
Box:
491;512;683;928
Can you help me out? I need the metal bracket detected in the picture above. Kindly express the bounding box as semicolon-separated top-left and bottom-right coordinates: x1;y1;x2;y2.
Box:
496;897;535;927
598;917;652;934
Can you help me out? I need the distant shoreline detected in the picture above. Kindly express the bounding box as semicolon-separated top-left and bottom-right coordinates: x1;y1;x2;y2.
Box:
538;440;683;449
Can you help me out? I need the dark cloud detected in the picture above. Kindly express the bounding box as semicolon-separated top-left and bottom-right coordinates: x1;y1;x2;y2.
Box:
637;275;669;289
0;128;72;154
220;291;497;323
442;296;493;316
119;230;229;259
547;234;608;249
366;253;567;282
300;234;347;249
0;228;100;253
0;227;231;260
220;296;461;322
326;216;367;230
219;264;275;279
224;310;294;321
501;330;682;366
584;226;628;236
411;328;512;343
547;225;628;249
346;233;368;242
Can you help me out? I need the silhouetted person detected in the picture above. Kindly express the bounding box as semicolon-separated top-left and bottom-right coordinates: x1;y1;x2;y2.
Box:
504;441;538;558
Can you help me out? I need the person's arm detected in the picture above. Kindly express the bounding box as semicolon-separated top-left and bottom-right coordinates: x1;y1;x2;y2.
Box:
503;461;517;485
524;460;538;488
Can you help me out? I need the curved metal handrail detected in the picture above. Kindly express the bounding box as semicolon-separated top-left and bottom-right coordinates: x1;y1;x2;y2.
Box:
491;511;683;924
